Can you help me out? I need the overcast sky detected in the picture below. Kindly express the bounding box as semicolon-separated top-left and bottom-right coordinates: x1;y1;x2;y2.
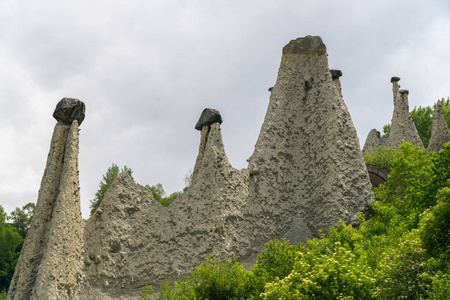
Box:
1;0;450;218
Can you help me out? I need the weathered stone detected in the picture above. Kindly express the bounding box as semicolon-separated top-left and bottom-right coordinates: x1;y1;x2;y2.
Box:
282;35;327;55
362;129;383;153
10;36;376;300
427;100;450;152
247;35;374;245
363;77;424;152
366;164;390;188
194;108;222;131
7;121;83;300
330;69;343;79
53;98;86;126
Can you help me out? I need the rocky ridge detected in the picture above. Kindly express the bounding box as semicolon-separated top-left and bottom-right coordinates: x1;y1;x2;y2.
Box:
9;36;375;300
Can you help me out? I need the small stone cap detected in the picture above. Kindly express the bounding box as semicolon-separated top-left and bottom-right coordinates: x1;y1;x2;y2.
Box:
330;69;343;80
399;89;409;95
391;76;401;83
53;97;86;125
282;35;327;55
195;108;222;131
268;87;273;92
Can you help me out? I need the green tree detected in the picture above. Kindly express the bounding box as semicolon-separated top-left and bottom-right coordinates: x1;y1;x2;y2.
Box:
382;123;390;138
411;105;434;148
89;164;134;216
0;206;23;293
8;203;35;238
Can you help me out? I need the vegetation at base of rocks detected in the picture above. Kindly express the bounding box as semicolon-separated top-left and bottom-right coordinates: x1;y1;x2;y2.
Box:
0;290;6;300
0;206;24;294
383;98;450;148
89;163;134;215
137;141;450;299
364;146;399;169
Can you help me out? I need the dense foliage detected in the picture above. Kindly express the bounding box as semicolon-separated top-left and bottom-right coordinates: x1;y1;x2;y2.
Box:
383;98;450;148
89;163;134;215
8;203;35;238
137;141;450;299
363;146;399;169
0;206;23;294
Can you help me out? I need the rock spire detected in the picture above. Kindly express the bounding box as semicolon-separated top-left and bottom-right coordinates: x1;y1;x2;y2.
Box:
363;77;424;153
10;36;375;300
247;35;373;245
8;103;84;300
427;100;450;152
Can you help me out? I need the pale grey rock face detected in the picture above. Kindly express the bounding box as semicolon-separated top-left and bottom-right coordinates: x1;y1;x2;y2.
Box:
427;100;450;152
78;122;249;299
11;36;375;300
363;78;424;153
8;121;84;300
385;80;423;149
247;35;373;243
362;129;384;153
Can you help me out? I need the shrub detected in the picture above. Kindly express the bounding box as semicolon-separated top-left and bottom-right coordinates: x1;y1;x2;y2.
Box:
374;232;431;299
149;256;253;300
420;187;450;261
364;146;399;169
261;242;375;299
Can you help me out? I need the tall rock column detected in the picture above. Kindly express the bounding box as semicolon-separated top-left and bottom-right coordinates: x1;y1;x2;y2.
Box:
385;77;424;149
247;36;374;243
427;100;450;152
8;98;85;300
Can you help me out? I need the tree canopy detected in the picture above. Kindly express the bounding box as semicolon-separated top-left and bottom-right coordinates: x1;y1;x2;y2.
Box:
0;206;23;294
8;203;35;238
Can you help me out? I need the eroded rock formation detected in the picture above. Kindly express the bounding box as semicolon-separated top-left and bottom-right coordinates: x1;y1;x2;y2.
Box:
363;77;424;153
427;100;450;153
9;36;375;299
8;115;84;299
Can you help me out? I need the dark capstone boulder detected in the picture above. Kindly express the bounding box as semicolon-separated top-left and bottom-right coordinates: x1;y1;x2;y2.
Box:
195;108;222;131
391;76;401;82
329;69;343;80
53;98;86;125
399;89;409;95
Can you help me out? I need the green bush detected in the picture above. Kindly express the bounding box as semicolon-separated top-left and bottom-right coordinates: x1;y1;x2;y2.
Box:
420;187;450;261
154;257;253;300
262;242;375;299
374;142;436;231
0;290;6;300
374;232;430;299
364;146;399;169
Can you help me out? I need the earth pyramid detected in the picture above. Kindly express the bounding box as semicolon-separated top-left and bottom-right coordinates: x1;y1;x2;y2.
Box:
427;100;450;153
8;36;374;299
363;77;424;153
7;99;85;300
